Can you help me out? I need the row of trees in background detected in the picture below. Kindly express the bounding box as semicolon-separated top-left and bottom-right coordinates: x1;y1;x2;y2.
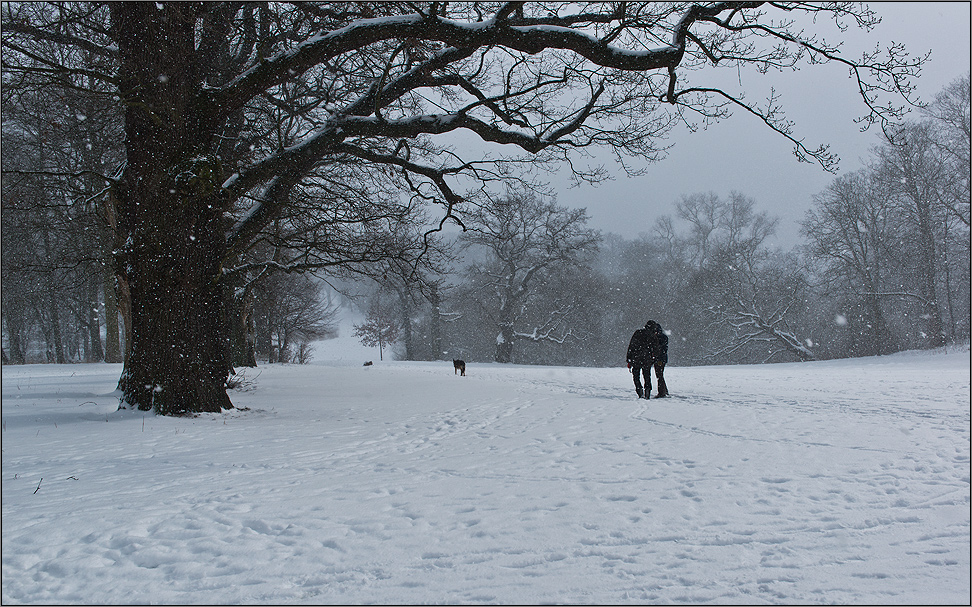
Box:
4;72;968;369
355;74;970;366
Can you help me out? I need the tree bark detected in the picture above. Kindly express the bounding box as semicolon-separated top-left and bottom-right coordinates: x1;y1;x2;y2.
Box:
229;284;258;368
863;293;895;356
112;3;231;414
495;321;515;364
116;173;232;413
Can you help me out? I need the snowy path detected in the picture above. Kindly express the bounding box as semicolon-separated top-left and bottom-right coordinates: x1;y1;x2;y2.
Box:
2;349;969;604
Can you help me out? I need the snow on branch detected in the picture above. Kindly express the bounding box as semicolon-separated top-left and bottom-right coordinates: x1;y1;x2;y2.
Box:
713;298;816;362
512;302;576;345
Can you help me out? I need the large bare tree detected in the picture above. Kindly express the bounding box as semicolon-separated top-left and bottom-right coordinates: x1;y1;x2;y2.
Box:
803;170;899;356
875;122;948;348
2;1;924;414
460;190;601;363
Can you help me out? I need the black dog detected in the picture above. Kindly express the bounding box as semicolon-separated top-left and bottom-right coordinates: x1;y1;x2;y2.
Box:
453;359;466;376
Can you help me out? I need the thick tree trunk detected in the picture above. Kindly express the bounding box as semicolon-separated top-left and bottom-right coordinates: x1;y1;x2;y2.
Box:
113;144;232;414
7;328;26;364
120;218;232;414
112;3;232;414
495;324;514;363
494;291;518;364
864;293;895;356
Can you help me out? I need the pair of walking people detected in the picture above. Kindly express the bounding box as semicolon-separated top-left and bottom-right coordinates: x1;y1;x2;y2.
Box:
626;320;668;399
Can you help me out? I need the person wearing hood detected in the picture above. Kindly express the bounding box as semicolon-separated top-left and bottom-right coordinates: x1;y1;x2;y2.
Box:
626;320;669;399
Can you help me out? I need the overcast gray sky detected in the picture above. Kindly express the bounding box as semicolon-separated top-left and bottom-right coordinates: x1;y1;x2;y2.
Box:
549;2;972;245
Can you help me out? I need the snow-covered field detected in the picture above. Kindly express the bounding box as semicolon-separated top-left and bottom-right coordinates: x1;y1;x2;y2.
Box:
2;344;969;604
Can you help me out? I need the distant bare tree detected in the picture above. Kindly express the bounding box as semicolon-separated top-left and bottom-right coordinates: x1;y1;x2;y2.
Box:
675;192;724;271
354;290;400;362
925;74;971;228
706;250;815;363
460;190;600;363
875;122;949;348
653;191;812;363
924;74;971;342
803;170;899;356
804;78;971;353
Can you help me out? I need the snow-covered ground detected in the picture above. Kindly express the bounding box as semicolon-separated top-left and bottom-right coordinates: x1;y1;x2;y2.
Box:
2;343;969;604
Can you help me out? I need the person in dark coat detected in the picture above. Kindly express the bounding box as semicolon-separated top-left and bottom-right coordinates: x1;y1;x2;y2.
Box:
626;320;669;399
